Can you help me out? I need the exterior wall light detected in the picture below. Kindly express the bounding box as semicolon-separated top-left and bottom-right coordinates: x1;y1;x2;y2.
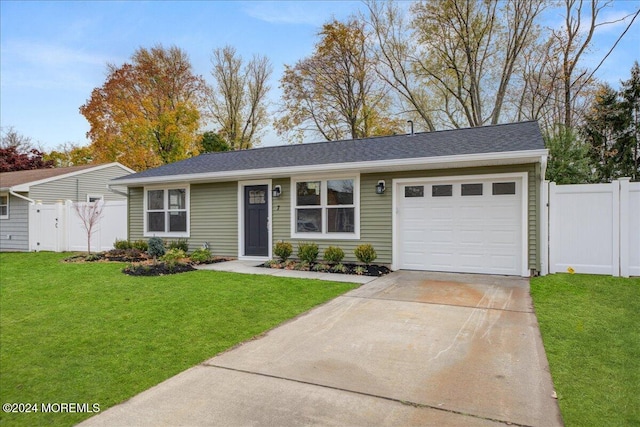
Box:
272;185;282;198
376;180;386;194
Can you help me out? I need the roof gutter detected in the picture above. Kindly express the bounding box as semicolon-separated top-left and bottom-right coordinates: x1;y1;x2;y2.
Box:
106;183;128;197
9;189;36;204
112;149;549;187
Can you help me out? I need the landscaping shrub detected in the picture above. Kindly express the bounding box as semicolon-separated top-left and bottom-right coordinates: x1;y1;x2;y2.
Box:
162;248;187;268
331;263;347;273
274;241;293;262
323;246;345;264
354;244;377;265
131;240;149;252
297;242;319;263
312;263;331;272
148;237;166;259
189;247;212;264
167;239;189;252
114;239;131;250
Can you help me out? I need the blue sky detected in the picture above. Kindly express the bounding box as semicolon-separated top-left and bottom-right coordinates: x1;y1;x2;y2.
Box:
1;0;639;151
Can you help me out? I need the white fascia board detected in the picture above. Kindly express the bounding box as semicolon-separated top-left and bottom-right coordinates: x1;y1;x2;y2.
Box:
113;149;549;187
11;162;135;192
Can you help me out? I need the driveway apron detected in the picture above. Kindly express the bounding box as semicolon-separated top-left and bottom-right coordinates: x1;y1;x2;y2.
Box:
80;271;563;427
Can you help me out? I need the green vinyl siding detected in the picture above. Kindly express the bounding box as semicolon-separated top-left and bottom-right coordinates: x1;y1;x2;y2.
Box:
128;187;144;241
127;183;237;256
189;182;237;256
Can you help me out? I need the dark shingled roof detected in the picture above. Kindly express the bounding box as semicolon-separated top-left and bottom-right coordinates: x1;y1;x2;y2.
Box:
117;121;544;181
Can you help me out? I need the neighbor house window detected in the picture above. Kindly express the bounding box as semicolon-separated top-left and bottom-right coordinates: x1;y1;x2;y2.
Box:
87;194;104;203
292;177;359;239
144;187;189;237
0;194;8;219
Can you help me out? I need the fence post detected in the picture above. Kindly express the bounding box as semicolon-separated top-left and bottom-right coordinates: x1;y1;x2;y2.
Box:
548;182;558;274
540;181;550;276
619;178;631;278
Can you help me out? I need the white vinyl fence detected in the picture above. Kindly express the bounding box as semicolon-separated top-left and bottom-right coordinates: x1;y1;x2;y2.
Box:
545;178;639;277
29;200;127;253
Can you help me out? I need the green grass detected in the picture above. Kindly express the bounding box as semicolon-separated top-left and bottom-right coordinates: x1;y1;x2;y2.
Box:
530;274;640;426
0;252;357;426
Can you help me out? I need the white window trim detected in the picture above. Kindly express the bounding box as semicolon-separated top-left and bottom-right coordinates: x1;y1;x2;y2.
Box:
0;192;8;220
86;194;104;203
143;184;190;238
290;175;360;240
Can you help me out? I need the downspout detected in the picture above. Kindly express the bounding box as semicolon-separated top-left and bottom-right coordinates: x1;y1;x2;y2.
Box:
9;188;35;204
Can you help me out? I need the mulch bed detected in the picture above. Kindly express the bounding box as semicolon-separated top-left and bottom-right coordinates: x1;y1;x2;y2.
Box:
122;262;197;276
259;262;391;277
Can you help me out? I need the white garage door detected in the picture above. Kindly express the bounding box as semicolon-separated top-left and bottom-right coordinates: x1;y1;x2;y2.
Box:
396;175;526;276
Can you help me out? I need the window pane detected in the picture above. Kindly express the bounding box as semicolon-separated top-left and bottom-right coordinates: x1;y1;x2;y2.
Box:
169;211;187;232
405;186;424;197
296;208;322;232
0;195;7;205
461;183;483;196
0;206;7;217
169;189;186;210
148;190;164;210
249;190;266;204
492;182;516;195
148;212;165;232
327;179;354;205
432;185;452;197
327;208;355;233
296;181;321;206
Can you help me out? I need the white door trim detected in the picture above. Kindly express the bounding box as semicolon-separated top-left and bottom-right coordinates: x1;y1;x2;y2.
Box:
238;179;272;261
392;172;529;276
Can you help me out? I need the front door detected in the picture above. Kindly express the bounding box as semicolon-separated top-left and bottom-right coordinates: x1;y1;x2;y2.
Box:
244;185;269;257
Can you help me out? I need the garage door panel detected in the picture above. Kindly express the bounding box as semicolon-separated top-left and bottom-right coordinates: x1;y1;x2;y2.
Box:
398;177;523;276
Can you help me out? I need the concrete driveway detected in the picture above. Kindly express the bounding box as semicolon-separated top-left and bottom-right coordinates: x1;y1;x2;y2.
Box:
80;271;563;427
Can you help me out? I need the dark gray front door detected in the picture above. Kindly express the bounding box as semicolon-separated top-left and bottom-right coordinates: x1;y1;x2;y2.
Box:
244;185;269;256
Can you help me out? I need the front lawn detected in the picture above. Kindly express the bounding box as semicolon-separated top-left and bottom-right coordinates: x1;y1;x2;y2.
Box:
0;252;357;426
530;274;640;426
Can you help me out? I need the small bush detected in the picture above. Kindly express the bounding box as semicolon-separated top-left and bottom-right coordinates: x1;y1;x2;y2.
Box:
148;237;165;259
162;248;187;268
263;259;281;268
167;239;189;252
297;242;319;263
354;244;377;265
323;246;345;264
354;266;366;275
114;239;131;250
274;241;293;262
85;253;102;262
331;263;347;273
131;240;149;252
312;263;331;272
189;247;212;264
294;261;310;271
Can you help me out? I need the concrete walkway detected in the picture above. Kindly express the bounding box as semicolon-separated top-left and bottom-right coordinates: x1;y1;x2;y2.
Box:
80;269;563;427
195;259;378;284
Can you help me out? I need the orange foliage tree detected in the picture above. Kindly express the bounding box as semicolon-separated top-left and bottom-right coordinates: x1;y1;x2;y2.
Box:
80;45;207;171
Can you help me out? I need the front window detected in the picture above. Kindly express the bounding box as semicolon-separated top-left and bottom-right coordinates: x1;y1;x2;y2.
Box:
0;194;8;219
145;187;188;236
292;177;358;238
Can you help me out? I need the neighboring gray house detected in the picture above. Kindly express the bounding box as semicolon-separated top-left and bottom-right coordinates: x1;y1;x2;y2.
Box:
0;163;133;252
113;122;548;276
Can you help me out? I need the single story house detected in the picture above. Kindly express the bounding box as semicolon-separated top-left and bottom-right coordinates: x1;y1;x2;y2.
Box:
113;121;548;276
0;162;134;252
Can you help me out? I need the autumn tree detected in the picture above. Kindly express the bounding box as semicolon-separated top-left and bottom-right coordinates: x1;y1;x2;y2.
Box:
276;18;403;143
80;45;207;171
207;46;272;150
0;127;53;172
45;143;93;167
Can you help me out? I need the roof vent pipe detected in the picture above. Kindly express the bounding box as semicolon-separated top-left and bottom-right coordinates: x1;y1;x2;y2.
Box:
407;120;414;136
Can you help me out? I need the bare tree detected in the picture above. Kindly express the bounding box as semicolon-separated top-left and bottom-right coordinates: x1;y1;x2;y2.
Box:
208;46;272;149
73;200;104;254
